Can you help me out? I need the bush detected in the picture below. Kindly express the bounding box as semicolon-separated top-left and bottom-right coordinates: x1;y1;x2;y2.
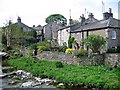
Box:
55;61;63;68
38;46;50;52
73;49;88;57
58;46;67;52
68;36;74;48
29;44;37;49
65;48;74;54
37;41;50;52
82;34;106;53
106;47;120;53
8;48;21;59
27;50;33;56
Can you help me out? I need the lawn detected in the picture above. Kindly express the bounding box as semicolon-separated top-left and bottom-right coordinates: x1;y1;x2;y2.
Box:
8;57;120;89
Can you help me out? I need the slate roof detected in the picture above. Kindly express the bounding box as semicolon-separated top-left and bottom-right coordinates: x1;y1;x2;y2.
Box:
50;16;120;33
70;17;120;33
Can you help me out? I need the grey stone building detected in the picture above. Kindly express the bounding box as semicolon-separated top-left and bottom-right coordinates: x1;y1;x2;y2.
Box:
43;22;62;41
58;8;120;50
3;17;42;46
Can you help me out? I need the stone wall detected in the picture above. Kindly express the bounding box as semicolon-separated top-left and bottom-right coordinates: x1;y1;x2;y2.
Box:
105;53;120;67
36;51;120;67
37;51;91;65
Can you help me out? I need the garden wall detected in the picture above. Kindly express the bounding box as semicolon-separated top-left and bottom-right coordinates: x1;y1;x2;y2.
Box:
105;53;120;67
36;51;120;67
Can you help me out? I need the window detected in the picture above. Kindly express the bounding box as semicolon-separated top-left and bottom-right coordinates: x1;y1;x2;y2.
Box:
112;31;116;39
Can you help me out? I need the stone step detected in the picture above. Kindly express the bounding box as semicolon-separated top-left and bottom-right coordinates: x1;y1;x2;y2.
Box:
2;66;13;70
0;72;16;79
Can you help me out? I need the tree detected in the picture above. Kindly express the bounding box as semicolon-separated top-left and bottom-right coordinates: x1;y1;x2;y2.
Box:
45;14;67;26
2;23;37;47
83;34;106;53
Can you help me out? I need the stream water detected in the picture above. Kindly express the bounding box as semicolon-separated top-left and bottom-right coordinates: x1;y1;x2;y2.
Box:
0;61;62;89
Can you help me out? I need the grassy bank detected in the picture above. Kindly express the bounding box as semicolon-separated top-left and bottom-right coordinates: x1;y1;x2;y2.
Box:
8;57;120;89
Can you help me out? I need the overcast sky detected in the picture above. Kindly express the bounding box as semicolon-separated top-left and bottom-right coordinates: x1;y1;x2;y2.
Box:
0;0;119;27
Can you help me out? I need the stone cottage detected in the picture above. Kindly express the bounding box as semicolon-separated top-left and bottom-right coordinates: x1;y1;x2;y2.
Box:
3;17;42;46
43;22;61;41
58;8;120;50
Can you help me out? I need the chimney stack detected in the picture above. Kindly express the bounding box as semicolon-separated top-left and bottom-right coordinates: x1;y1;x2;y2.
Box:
33;25;35;27
103;8;113;20
109;8;112;13
17;16;21;23
80;14;85;24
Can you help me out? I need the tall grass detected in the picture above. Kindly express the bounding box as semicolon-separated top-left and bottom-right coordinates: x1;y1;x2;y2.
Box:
8;57;120;89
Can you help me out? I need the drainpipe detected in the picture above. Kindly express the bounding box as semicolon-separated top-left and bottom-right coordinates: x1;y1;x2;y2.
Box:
86;31;89;51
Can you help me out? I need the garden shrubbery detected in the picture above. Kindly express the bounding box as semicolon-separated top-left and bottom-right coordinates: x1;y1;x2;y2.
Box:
55;61;64;68
65;48;74;54
57;46;67;52
107;46;120;53
73;49;88;57
37;41;50;52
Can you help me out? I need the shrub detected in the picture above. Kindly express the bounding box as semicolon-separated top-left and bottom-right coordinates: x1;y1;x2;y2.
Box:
73;49;88;57
65;48;74;54
27;50;33;56
68;36;75;48
106;47;120;53
7;48;22;59
38;46;50;51
107;48;117;53
55;61;63;68
29;44;37;49
37;41;50;51
82;34;106;53
58;46;67;52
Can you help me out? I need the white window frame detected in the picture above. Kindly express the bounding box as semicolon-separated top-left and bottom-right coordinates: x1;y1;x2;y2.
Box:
111;31;116;39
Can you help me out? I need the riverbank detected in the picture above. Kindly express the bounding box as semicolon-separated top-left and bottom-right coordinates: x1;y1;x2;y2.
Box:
7;57;120;89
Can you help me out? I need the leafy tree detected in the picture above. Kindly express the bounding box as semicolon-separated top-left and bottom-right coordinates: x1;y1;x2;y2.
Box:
83;34;106;53
68;36;75;48
45;14;67;26
3;23;37;47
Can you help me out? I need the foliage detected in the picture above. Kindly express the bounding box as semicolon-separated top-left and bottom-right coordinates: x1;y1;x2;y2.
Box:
2;23;37;47
8;57;120;89
8;48;22;59
28;44;37;49
1;33;7;46
45;14;67;26
55;61;63;68
68;36;75;48
37;41;50;52
73;49;88;57
82;34;106;53
38;46;50;52
57;45;67;52
65;48;74;54
107;47;120;53
27;50;33;56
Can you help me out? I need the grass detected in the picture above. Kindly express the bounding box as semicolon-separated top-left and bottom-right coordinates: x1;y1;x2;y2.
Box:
8;57;120;89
